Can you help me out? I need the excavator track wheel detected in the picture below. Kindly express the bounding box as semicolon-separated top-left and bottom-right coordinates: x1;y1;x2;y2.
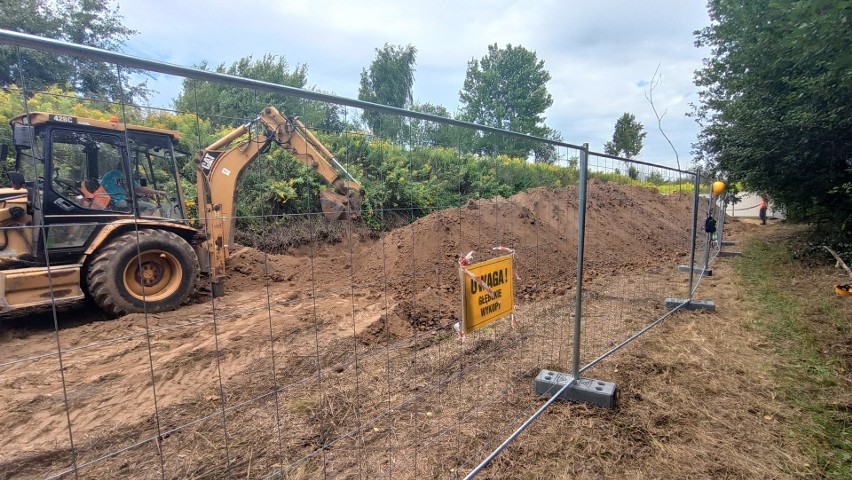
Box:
87;230;200;316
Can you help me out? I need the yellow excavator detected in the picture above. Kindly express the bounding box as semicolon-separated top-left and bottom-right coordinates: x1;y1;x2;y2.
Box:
0;107;362;316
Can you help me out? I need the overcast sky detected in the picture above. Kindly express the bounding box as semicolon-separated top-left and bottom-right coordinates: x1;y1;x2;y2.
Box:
117;0;711;169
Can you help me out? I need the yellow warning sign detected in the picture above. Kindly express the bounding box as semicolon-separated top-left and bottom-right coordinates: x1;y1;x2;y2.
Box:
459;255;514;334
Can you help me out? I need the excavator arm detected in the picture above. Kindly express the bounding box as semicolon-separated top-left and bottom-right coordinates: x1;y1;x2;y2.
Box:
194;106;362;294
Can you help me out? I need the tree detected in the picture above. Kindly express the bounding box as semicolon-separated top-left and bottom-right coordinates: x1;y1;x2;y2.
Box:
0;0;147;101
358;43;417;140
174;54;310;126
604;113;646;159
175;54;347;132
408;102;457;147
693;0;852;237
604;113;646;179
459;43;561;162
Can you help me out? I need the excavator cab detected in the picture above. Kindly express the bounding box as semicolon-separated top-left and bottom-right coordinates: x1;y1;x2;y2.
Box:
0;113;202;316
2;113;187;265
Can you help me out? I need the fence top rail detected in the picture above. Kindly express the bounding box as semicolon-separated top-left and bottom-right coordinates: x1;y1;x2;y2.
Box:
586;149;694;175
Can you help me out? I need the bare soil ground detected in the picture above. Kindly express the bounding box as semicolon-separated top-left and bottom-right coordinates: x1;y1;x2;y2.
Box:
0;183;827;479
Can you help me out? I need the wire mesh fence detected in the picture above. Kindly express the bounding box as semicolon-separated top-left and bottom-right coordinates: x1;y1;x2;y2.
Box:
0;31;721;479
576;153;701;372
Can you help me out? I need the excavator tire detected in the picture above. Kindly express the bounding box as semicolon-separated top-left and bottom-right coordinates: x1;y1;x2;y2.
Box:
87;229;199;316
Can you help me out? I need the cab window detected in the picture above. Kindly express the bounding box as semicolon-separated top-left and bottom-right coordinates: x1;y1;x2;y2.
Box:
49;130;132;213
16;129;45;182
126;132;184;219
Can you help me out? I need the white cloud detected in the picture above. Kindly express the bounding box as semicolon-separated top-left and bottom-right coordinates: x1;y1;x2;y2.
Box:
118;0;710;169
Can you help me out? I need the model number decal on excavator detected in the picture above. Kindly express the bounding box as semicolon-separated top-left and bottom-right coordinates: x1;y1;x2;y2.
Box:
51;115;76;124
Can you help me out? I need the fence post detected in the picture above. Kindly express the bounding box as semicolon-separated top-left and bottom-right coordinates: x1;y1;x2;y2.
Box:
666;169;716;312
717;194;727;249
687;171;700;299
533;143;616;410
571;143;589;381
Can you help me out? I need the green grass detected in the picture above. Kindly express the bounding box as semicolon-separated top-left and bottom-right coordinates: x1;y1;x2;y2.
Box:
739;238;852;478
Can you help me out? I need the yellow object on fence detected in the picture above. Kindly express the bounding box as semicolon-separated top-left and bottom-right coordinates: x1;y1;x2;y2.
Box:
458;254;515;334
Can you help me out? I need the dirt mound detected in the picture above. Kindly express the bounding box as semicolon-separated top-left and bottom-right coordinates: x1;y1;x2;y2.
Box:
214;182;700;344
350;182;696;338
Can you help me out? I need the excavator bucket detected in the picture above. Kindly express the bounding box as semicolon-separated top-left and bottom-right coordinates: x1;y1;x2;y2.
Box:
320;189;361;221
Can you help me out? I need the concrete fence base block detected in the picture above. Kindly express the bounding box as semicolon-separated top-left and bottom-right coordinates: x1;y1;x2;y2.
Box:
678;265;712;276
665;298;716;312
721;240;736;246
718;250;743;257
535;370;617;409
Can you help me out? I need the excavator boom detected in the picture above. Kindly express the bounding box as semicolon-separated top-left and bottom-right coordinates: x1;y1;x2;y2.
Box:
194;106;363;294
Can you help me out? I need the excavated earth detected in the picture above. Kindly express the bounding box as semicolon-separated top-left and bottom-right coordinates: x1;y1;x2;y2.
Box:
0;181;722;477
